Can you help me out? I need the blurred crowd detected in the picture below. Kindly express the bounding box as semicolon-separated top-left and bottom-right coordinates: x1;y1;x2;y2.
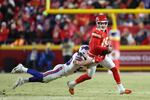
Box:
26;46;55;71
0;0;150;46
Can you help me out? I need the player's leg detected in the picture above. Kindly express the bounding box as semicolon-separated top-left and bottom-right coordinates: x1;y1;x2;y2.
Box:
67;64;97;95
12;77;26;89
13;76;44;89
11;63;44;82
42;64;65;83
100;55;132;94
12;64;65;89
12;64;44;89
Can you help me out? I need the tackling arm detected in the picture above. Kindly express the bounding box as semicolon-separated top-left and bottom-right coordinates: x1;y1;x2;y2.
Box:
73;59;95;66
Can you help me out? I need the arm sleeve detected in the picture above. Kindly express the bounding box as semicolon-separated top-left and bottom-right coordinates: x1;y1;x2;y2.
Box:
73;59;95;66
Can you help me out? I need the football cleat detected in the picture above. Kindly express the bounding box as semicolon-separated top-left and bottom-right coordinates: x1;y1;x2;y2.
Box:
11;63;25;73
67;81;75;95
69;88;74;95
120;89;132;95
13;77;25;89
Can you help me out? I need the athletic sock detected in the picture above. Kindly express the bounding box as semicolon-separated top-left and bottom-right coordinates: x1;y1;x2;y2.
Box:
27;69;43;80
111;67;121;84
75;73;91;84
29;77;43;82
117;83;125;92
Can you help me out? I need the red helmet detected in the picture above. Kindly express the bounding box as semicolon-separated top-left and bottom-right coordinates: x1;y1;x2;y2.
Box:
96;14;108;31
96;15;108;22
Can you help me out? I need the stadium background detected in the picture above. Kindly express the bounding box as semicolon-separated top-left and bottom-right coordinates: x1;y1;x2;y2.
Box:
0;0;150;72
1;0;150;100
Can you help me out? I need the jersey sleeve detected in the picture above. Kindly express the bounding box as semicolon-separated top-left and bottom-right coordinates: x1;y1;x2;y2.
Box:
72;52;93;66
73;58;94;66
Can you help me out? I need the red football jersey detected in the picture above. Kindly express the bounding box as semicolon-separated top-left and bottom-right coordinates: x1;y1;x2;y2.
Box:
88;27;110;62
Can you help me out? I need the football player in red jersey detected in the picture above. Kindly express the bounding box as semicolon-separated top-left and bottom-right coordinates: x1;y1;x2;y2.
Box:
67;14;132;95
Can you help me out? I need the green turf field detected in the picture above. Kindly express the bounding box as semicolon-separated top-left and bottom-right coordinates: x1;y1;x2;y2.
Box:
0;72;150;100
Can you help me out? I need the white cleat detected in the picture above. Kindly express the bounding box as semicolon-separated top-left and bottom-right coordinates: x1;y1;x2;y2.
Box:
118;88;132;95
67;81;75;95
119;89;132;95
11;63;25;73
13;77;25;89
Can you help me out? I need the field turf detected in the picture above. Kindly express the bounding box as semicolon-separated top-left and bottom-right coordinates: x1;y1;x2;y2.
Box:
0;72;150;100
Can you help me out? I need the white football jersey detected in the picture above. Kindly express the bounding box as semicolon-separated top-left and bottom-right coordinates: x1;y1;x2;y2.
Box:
64;45;89;76
64;52;85;76
43;45;89;82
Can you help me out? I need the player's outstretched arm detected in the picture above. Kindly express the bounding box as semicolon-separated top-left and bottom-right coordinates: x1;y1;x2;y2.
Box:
73;59;94;66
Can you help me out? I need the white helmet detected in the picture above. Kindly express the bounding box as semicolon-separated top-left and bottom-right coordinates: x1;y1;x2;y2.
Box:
79;45;89;55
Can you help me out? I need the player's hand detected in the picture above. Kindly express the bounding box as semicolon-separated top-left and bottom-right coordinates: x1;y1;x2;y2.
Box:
101;45;113;55
73;60;79;65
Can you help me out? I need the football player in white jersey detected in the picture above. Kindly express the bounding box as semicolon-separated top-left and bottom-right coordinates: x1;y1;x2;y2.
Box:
11;45;92;89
